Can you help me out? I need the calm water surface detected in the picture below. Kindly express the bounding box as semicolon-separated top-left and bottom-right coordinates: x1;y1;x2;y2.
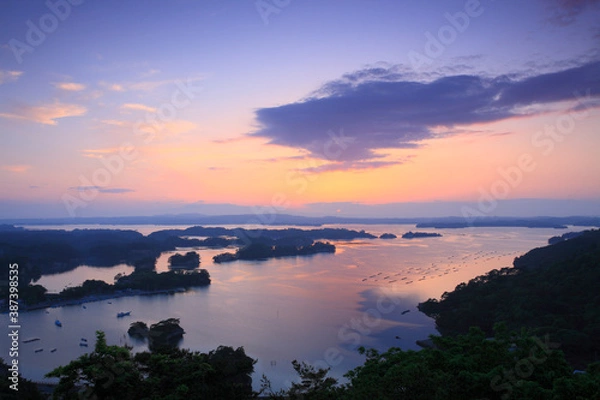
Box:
2;224;574;389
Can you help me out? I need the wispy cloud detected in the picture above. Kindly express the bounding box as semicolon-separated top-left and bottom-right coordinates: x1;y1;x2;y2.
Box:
81;148;122;158
121;103;157;113
251;60;600;165
301;160;403;173
100;119;129;127
212;136;262;144
128;77;200;92
0;100;87;125
99;82;125;92
53;82;86;91
70;186;135;194
1;164;32;173
140;69;161;78
0;70;23;84
136;120;197;136
548;0;600;25
99;75;203;93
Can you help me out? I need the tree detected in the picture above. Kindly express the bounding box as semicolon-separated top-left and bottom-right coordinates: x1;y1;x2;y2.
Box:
260;360;339;400
268;326;600;399
47;331;256;399
47;331;141;399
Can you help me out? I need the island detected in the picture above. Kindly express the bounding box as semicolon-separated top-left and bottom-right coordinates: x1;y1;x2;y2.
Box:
379;233;397;239
128;318;185;351
168;251;200;269
402;231;442;239
213;241;335;263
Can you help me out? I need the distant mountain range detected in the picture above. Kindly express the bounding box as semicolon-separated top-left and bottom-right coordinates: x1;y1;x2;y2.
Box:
1;214;599;228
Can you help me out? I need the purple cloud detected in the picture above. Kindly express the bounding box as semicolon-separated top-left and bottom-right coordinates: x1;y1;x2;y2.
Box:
251;61;600;165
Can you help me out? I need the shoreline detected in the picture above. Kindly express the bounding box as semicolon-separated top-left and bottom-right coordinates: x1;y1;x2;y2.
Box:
6;287;189;313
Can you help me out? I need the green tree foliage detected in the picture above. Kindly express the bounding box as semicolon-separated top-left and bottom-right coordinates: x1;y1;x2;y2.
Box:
213;241;335;263
286;360;339;399
18;284;48;304
419;229;600;367
46;331;141;399
114;269;210;291
59;279;112;300
270;327;600;399
47;331;255;400
260;360;340;400
168;251;200;269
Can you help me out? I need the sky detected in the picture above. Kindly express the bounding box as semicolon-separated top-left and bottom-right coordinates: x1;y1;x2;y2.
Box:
0;0;599;219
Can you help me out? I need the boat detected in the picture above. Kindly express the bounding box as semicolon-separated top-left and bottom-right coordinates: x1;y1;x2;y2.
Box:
34;348;43;353
55;320;62;327
50;348;57;353
23;337;41;343
79;342;88;347
117;311;131;318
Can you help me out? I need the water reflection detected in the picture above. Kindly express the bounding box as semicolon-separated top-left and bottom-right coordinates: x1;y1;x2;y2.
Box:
34;264;135;293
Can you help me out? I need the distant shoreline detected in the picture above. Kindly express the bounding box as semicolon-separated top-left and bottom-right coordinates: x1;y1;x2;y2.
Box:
11;287;188;313
2;214;599;228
